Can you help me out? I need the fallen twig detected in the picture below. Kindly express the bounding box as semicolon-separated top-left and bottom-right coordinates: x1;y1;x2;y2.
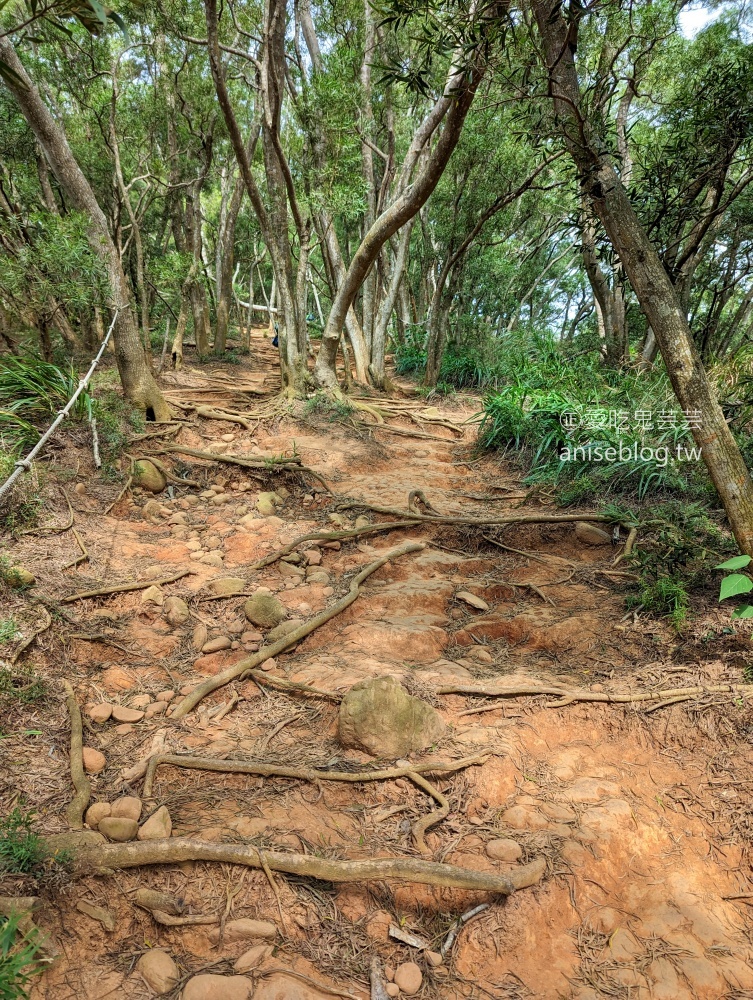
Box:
62;681;90;829
61;569;194;603
71;837;546;894
170;541;424;718
441;903;490;956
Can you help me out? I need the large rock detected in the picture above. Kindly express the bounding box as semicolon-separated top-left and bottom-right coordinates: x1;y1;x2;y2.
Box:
575;521;611;546
137;950;180;995
338;675;445;758
133;460;166;493
181;974;253;1000
244;590;287;628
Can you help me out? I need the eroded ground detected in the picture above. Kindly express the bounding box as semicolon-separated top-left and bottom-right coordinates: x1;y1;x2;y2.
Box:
2;333;753;1000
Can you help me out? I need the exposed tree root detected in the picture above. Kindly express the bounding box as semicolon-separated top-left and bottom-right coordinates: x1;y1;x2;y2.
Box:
240;669;340;700
61;569;194;603
248;519;421;571
613;526;638;566
9;606;51;665
152;444;332;493
436;681;753;708
103;475;132;516
142;751;485;800
131;454;201;489
62;680;90;829
338;497;612;528
61;527;89;571
71;837;546;894
482;533;577;567
195;404;253;429
171;541;424;718
367;424;451;442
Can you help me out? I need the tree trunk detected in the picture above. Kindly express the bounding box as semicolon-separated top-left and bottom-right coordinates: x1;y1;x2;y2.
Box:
313;53;487;390
215;167;246;354
532;0;753;555
371;217;415;387
0;36;169;419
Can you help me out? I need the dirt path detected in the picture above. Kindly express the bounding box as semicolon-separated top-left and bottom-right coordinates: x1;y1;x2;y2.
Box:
3;334;753;1000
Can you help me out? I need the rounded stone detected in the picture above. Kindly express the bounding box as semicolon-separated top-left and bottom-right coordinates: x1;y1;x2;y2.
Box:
233;944;274;973
244;590;287;629
181;974;253;1000
192;624;208;650
111;705;144;723
110;796;142;822
393;962;423;995
133;459;166;493
136;949;180;995
386;986;399;998
486;838;523;862
85;802;111;829
87;703;113;723
82;747;106;774
208;919;276;943
98;817;138;842
201;636;232;653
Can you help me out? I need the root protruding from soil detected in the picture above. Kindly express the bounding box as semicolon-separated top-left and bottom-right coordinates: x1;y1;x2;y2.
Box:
72;837;546;894
62;680;90;829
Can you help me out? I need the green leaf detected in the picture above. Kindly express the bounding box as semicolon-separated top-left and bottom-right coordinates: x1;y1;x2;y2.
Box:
715;554;752;570
732;604;753;619
107;10;130;41
719;573;753;601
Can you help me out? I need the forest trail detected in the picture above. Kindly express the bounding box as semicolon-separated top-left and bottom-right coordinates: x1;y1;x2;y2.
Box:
3;332;753;1000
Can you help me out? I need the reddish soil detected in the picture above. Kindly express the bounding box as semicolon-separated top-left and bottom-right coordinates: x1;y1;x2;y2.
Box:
2;331;753;1000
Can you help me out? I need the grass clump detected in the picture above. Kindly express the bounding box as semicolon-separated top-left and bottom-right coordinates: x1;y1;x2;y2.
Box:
0;913;45;1000
0;619;19;645
0;810;47;877
303;391;355;423
0;663;46;706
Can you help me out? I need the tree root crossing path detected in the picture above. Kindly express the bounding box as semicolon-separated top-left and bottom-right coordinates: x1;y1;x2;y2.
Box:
6;341;753;1000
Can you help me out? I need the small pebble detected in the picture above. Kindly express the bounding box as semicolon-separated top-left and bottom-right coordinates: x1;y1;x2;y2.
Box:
201;636;232;654
426;951;443;967
386;986;399;998
260;657;276;672
155;690;175;703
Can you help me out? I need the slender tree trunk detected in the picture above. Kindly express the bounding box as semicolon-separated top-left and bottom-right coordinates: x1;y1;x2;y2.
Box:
313;53;487;390
371;216;415;386
215;167;246;354
532;0;753;555
0;36;168;418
